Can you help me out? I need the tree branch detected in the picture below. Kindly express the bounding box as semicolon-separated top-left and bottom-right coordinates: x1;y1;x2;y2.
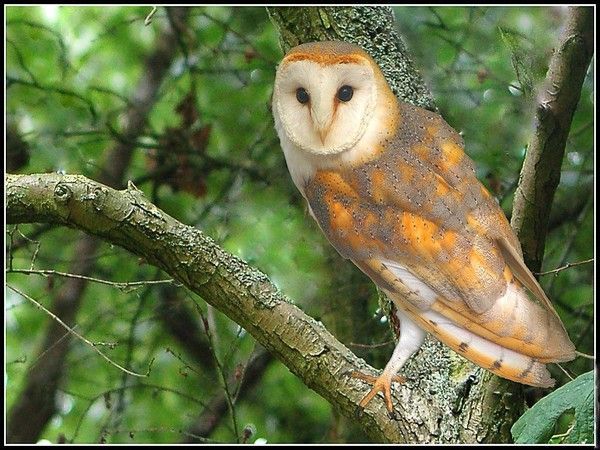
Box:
511;6;593;272
6;172;407;442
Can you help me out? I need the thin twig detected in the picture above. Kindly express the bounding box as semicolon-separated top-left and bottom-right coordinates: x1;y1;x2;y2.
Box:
547;197;593;294
199;11;275;65
107;272;159;434
144;6;158;26
6;225;42;271
104;426;217;443
536;258;593;276
7;20;70;76
6;38;39;84
70;382;209;442
6;75;98;122
551;422;574;443
575;350;594;360
7;268;175;291
165;347;204;378
194;301;240;443
554;362;574;381
7;284;151;378
27;325;80;372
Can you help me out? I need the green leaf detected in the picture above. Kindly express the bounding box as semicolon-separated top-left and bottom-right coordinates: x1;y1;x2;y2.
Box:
511;370;594;444
498;26;534;97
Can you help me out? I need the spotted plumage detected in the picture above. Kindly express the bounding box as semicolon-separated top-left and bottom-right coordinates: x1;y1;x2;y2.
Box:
272;40;576;414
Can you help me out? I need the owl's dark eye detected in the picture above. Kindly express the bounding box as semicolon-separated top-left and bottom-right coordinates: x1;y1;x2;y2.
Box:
296;87;310;104
337;85;354;102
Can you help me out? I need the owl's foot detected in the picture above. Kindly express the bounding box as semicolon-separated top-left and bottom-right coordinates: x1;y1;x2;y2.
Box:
349;370;405;419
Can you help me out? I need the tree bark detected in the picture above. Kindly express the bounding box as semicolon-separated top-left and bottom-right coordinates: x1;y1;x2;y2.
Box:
510;6;594;273
6;7;189;443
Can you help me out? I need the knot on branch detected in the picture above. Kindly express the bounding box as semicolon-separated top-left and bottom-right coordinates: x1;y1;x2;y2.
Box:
53;182;72;203
88;186;109;211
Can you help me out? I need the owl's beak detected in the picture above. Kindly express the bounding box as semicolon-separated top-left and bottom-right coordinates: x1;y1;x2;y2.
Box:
311;103;333;145
317;126;330;144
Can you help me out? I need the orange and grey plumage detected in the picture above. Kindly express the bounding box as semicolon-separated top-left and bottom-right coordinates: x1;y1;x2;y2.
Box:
272;41;576;414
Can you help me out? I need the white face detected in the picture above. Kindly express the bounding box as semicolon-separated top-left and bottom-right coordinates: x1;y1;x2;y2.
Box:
273;60;377;156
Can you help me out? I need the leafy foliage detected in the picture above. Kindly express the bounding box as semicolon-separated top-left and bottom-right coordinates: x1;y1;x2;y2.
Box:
498;26;535;97
511;370;594;444
5;6;594;444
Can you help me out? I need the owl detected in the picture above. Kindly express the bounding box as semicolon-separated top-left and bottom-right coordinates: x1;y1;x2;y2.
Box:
271;40;576;415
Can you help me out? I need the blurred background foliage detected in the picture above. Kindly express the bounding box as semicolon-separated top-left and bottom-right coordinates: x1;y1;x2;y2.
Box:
5;6;594;444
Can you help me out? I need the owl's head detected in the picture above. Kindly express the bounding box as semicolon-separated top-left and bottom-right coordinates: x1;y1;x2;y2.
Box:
273;41;390;156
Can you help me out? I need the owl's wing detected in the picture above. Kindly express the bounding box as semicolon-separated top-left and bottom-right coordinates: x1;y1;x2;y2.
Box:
495;235;561;319
353;256;565;388
303;103;575;375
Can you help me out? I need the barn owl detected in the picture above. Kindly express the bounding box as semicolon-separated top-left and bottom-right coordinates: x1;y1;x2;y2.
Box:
272;40;576;415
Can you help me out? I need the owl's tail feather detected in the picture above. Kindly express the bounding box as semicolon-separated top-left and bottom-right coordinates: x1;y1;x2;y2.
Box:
397;302;555;388
429;284;576;364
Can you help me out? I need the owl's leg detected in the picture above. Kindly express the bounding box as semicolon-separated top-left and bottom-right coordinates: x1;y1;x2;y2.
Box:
351;309;426;418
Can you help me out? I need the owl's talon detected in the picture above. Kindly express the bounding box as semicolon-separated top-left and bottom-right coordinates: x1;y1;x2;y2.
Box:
387;410;399;421
351;370;405;418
